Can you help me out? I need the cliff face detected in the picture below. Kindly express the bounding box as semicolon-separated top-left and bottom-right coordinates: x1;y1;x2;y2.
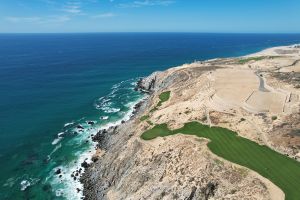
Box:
135;72;159;93
82;45;300;200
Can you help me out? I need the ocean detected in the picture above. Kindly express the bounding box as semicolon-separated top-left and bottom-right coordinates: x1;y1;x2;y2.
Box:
1;33;300;199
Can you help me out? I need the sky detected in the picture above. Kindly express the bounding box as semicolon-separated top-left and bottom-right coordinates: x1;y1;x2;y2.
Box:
0;0;299;33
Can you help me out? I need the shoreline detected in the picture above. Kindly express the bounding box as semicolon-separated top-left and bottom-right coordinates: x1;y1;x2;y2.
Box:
79;75;157;199
48;78;150;200
76;85;152;199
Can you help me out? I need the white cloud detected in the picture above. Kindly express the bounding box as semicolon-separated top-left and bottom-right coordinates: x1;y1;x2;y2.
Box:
46;15;71;23
119;0;175;8
5;15;71;24
5;17;42;23
91;12;116;18
62;2;82;14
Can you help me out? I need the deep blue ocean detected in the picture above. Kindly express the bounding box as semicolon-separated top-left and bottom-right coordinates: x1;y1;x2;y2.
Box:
1;33;300;199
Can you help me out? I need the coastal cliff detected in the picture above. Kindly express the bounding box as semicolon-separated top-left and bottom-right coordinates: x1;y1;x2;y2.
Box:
81;45;300;200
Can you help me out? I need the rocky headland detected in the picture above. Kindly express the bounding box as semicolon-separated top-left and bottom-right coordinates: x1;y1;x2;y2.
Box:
81;45;300;200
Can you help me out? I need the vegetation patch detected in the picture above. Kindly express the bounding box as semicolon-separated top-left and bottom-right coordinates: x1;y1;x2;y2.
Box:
238;56;266;64
235;167;249;178
150;91;171;113
184;110;191;115
141;122;300;200
157;91;171;107
150;107;158;113
238;56;280;64
140;115;150;121
272;116;278;121
213;158;224;166
201;116;208;121
239;118;246;123
146;120;154;125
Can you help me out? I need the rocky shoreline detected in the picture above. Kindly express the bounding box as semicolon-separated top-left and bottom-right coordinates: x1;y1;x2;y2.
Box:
80;73;158;199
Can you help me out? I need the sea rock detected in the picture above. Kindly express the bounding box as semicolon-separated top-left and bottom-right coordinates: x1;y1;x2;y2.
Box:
81;161;90;169
131;101;146;117
77;125;84;129
91;155;99;163
55;168;61;175
135;72;159;93
92;131;105;143
87;121;95;126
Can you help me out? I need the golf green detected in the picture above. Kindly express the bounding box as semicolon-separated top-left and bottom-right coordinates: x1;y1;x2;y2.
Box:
141;122;300;200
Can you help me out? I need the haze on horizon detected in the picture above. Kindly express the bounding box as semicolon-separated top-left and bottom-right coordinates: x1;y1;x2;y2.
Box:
0;0;299;33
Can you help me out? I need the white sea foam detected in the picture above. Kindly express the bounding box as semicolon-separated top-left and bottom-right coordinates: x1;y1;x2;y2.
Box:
58;132;64;137
20;178;39;191
51;132;65;145
130;81;137;86
48;143;62;161
20;180;30;191
103;107;121;113
51;139;96;199
51;138;63;145
52;95;145;200
55;189;64;197
49;78;145;200
64;122;74;127
102;98;110;103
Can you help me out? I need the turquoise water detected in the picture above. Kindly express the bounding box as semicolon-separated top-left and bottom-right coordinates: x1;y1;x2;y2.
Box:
1;33;300;199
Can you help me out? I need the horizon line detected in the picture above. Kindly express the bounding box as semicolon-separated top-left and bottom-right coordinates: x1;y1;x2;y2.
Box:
1;32;300;35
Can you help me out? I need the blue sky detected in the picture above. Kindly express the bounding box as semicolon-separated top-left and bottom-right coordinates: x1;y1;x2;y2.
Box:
0;0;299;33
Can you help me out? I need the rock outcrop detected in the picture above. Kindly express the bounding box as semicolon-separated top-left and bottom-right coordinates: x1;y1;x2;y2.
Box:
135;72;160;93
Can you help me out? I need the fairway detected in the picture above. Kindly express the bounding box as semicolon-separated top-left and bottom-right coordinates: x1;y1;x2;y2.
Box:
141;122;300;200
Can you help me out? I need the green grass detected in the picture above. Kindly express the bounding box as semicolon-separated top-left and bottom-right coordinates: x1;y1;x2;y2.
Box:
238;56;280;64
238;56;266;64
157;91;171;107
150;91;171;113
140;115;150;121
141;122;300;200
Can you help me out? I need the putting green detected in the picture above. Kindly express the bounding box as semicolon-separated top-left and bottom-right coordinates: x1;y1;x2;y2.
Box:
141;122;300;200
